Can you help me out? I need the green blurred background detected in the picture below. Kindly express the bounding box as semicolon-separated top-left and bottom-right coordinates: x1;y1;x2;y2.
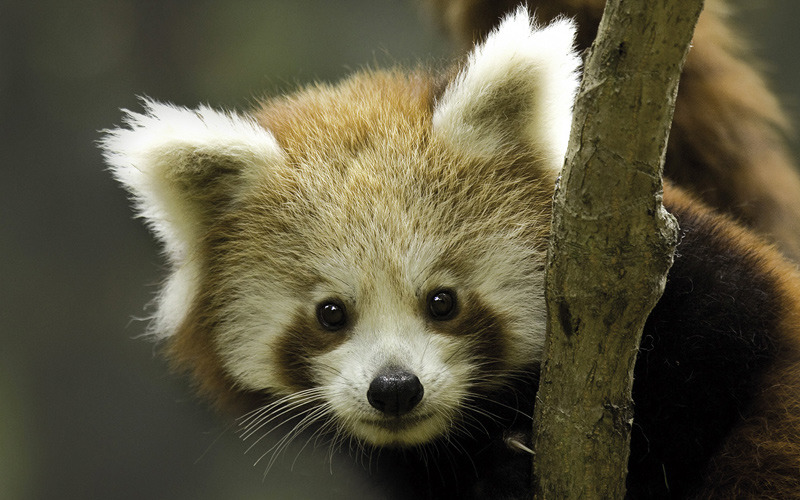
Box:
1;1;797;499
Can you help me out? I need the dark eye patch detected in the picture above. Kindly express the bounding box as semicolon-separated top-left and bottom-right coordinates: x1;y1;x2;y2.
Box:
426;292;509;374
275;307;350;391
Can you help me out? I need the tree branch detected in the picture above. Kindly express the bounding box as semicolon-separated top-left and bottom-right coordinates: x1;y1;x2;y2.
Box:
531;0;704;497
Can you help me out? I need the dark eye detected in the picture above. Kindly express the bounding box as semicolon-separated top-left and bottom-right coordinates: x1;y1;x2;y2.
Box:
317;300;347;330
428;289;457;320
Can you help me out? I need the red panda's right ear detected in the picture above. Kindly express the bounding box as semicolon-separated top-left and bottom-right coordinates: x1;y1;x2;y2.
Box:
101;100;284;339
101;99;285;264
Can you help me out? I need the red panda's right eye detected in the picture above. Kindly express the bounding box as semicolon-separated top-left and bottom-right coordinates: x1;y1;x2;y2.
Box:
428;289;457;320
317;301;347;330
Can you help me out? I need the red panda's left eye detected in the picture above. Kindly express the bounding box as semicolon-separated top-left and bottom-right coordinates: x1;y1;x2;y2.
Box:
317;301;347;330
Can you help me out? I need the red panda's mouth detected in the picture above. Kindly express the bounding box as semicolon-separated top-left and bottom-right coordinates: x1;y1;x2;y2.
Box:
350;411;448;446
352;411;447;444
360;412;435;432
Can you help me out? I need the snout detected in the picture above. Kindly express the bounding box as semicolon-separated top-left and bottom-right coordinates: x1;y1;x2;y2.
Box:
367;366;424;417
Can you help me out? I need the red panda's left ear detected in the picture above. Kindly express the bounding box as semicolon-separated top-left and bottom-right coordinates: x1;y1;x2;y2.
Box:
432;8;581;172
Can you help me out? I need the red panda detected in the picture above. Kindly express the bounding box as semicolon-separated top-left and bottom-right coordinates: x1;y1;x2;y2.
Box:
102;7;800;499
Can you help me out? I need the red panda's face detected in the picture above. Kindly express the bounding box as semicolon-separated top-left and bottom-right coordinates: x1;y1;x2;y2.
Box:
206;150;551;445
102;11;580;448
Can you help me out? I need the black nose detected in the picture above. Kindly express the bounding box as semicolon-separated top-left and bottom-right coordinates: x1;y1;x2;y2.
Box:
367;368;424;417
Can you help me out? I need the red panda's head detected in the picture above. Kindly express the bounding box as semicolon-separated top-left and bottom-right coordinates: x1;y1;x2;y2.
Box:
102;10;580;448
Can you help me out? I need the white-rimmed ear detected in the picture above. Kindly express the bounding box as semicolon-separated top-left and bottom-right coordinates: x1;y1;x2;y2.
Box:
433;8;581;172
101;99;283;261
101;99;284;338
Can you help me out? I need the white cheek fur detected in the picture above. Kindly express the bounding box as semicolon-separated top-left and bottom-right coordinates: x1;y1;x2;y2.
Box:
214;286;298;392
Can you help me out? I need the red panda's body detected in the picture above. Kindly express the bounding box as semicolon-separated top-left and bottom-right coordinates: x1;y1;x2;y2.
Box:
630;186;800;498
103;5;800;499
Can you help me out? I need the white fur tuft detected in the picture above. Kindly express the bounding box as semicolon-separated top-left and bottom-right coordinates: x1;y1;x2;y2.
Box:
433;8;581;171
101;99;284;338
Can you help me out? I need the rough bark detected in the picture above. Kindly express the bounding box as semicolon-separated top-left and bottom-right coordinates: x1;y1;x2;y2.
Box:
531;1;703;498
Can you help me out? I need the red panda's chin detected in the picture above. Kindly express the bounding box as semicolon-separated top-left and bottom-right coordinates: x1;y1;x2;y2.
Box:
348;413;451;447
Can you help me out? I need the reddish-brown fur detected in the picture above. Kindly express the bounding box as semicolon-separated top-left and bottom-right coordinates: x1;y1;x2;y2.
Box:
168;288;258;413
425;0;800;261
663;186;800;498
